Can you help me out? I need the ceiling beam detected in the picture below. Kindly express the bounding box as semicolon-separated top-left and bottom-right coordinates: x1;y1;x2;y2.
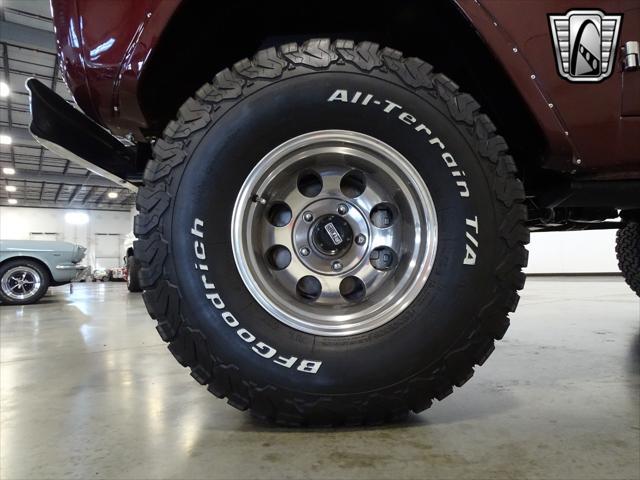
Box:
2;170;122;188
53;183;64;201
1;199;133;211
0;20;56;53
1;44;16;169
67;184;83;204
82;186;97;205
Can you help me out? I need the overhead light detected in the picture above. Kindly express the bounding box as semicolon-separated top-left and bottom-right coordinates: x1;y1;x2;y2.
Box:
65;211;89;225
7;198;17;205
0;81;9;98
0;135;12;145
107;191;118;199
5;185;16;192
2;167;15;175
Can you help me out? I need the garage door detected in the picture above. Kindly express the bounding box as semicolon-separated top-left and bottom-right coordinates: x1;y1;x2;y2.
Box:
95;233;121;269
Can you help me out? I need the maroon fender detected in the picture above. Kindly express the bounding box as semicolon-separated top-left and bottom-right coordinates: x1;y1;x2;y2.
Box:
455;0;640;175
51;0;181;140
50;0;640;176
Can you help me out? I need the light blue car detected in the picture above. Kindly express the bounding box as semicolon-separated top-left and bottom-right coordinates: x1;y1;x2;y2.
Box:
0;240;87;305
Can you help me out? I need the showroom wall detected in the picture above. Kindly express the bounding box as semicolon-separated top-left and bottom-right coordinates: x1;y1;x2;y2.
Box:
0;206;135;269
525;230;619;274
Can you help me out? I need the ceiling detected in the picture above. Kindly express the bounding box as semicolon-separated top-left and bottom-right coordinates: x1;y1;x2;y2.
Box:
0;0;135;212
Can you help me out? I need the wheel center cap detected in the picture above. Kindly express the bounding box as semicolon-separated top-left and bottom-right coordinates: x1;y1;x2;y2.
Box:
312;215;353;256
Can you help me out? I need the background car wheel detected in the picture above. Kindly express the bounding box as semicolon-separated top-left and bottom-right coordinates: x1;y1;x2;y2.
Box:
134;39;528;425
126;256;142;292
0;259;50;305
616;222;640;296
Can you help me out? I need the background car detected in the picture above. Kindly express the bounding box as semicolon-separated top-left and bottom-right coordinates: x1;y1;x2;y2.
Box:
0;239;86;305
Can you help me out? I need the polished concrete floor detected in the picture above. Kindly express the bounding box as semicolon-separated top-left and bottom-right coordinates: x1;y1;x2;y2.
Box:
1;277;639;479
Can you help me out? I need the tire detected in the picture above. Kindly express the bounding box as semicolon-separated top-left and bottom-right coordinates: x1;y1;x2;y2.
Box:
616;222;640;296
127;255;142;292
0;259;50;305
135;39;529;426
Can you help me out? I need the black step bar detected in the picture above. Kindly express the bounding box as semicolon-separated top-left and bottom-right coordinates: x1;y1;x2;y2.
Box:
26;78;140;192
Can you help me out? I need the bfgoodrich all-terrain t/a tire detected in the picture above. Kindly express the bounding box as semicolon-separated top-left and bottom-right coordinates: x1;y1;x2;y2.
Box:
135;39;529;426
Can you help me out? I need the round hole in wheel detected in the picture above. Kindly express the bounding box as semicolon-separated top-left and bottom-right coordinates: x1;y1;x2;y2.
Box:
340;170;366;198
297;170;323;198
339;276;366;302
370;203;396;228
266;245;291;270
296;276;322;301
266;202;292;227
370;247;397;271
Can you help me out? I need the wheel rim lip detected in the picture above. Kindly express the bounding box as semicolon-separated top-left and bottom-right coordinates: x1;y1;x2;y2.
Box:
231;130;438;336
1;266;42;300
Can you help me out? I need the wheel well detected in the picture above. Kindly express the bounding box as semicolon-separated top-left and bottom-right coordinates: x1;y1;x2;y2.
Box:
0;256;53;282
140;0;548;184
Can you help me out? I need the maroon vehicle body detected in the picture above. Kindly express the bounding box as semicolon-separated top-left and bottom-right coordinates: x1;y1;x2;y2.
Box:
51;0;639;179
51;0;181;139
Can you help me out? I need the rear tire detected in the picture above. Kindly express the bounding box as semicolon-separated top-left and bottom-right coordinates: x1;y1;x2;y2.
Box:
135;39;529;425
0;259;50;305
127;256;142;292
616;222;640;296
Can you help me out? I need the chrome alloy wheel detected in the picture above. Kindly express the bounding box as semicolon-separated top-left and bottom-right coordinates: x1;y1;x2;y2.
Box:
1;266;42;301
231;130;438;336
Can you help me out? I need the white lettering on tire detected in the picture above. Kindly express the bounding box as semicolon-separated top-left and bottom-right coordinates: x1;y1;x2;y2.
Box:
328;88;480;266
191;217;322;374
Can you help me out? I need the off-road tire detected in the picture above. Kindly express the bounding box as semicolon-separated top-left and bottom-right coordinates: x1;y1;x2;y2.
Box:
126;255;142;292
134;39;529;426
0;259;50;305
616;222;640;296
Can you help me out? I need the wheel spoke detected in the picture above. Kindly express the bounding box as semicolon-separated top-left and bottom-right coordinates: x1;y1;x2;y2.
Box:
318;171;343;195
370;227;397;249
355;186;388;214
281;188;309;216
262;223;293;250
317;275;343;302
271;256;310;292
351;261;390;288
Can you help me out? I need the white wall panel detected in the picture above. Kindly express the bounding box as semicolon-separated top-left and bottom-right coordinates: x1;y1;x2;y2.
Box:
525;230;620;274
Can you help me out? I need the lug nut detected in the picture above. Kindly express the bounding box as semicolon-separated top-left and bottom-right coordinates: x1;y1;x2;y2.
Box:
300;247;310;256
355;234;366;245
337;204;348;215
332;261;343;271
303;212;313;222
